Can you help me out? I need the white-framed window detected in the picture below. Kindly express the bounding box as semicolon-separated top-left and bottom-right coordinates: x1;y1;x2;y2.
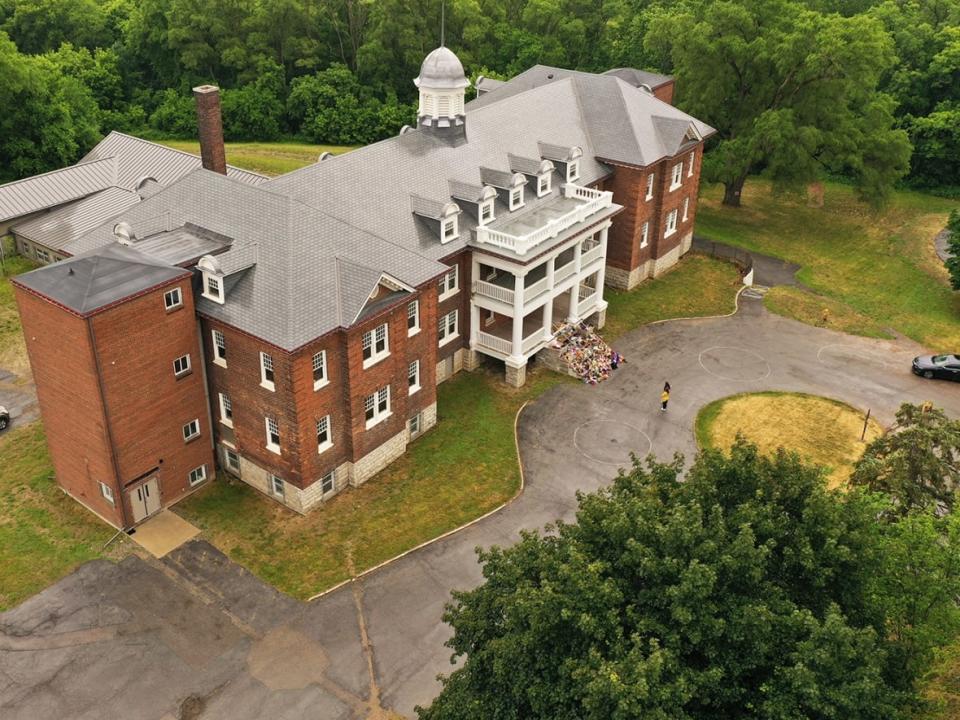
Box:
407;300;420;336
688;150;695;177
479;199;495;226
408;360;421;394
203;273;224;304
173;353;191;378
438;266;459;301
441;216;459;243
438;309;459;346
320;470;335;494
665;209;678;237
537;173;551;197
188;465;207;487
218;392;233;427
682;196;690;222
646;173;655;200
509;186;524;210
312;350;328;390
409;413;422;437
364;386;391;428
183;418;200;442
260;351;275;391
566;160;580;183
271;474;284;498
265;417;280;454
99;482;114;504
640;221;650;249
212;329;226;367
224;447;240;474
316;415;332;453
362;323;390;368
670;162;683;190
164;287;183;310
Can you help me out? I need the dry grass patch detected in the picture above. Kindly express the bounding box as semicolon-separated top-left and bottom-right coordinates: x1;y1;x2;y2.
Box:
695;391;882;488
764;286;894;340
0;246;37;378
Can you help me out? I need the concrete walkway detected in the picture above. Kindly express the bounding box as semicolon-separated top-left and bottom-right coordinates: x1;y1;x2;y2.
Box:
2;298;959;720
129;510;200;558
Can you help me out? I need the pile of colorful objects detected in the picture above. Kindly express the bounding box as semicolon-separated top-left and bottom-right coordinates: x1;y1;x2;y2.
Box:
550;322;623;384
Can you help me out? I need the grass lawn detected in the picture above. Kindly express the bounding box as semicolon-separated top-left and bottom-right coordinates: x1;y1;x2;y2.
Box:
696;180;960;348
1;246;38;377
603;253;742;341
695;391;882;488
157;139;356;177
917;641;960;720
763;285;894;340
0;423;120;610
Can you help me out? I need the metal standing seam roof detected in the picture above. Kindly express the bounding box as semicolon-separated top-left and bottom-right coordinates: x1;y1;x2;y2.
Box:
0;157;117;223
11;186;140;250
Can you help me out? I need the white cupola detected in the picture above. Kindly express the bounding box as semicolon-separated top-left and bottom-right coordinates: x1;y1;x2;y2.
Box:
414;45;470;140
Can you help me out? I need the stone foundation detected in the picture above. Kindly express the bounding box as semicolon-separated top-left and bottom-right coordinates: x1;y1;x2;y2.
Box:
505;360;527;387
436;348;465;384
462;348;481;371
604;231;693;291
350;429;408;487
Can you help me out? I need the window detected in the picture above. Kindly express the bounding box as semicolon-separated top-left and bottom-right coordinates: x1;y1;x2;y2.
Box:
321;470;335;494
183;418;200;442
312;350;328;390
260;351;275;391
646;173;655;200
362;323;390;367
212;329;226;367
203;273;224;304
265;417;280;453
224;447;240;473
188;465;207;487
364;386;391;428
479;200;495;226
164;287;183;310
219;393;233;427
640;221;650;249
509;186;524;210
407;300;420;336
682;197;690;222
409;413;422;436
665;209;678;237
438;266;459;301
567;160;580;183
316;415;332;453
670;162;683;190
173;354;191;378
688;151;695;177
441;216;458;243
438;309;459;346
271;474;284;498
408;360;421;394
99;482;114;504
36;248;51;263
537;173;551;197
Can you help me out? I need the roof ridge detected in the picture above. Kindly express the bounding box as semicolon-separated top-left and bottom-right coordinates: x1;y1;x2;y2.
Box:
100;131;268;179
0;155;116;191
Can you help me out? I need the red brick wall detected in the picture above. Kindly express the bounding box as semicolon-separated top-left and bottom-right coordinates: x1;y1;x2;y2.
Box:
653;81;675;105
14;287;123;526
91;279;213;514
653;144;703;259
437;250;470;361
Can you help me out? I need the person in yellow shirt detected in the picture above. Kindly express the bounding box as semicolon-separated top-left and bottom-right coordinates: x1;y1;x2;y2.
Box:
661;383;670;411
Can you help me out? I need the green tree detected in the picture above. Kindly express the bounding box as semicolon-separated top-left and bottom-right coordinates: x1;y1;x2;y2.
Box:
645;0;912;207
852;403;960;515
419;441;960;720
1;0;113;54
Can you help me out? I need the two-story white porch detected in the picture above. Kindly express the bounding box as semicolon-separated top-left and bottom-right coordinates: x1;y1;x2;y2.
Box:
468;183;620;386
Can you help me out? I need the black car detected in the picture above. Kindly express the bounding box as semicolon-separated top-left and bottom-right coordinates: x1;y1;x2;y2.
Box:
0;406;8;431
912;354;960;381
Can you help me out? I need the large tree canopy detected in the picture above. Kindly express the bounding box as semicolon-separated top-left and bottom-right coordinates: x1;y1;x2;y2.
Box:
419;441;960;720
645;0;912;206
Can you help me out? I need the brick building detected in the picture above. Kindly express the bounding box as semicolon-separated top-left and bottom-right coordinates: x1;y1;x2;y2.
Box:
7;45;714;526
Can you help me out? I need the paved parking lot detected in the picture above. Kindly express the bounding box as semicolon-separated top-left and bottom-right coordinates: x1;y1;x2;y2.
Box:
2;296;958;719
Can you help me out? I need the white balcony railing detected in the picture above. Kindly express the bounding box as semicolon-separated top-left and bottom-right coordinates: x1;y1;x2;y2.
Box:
554;260;575;284
524;276;549;301
522;330;545;355
578;283;596;301
475;184;613;256
473;280;514;304
477;331;512;356
581;243;604;267
578;292;599;316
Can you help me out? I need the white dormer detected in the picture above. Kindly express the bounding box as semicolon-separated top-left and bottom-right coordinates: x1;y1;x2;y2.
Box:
509;186;524;211
198;255;225;304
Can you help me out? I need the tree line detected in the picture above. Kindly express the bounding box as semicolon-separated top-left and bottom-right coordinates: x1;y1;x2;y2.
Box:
0;0;957;202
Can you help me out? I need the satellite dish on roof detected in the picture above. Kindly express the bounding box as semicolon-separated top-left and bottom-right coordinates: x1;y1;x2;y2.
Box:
113;222;135;245
317;152;332;162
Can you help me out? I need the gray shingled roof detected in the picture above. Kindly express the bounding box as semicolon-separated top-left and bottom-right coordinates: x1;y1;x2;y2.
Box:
11;186;140;250
14;242;188;315
602;67;673;89
0;158;116;222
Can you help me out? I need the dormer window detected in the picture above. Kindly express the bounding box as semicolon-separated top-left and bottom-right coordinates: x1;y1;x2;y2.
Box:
509;186;524;211
479;199;495;226
441;215;459;243
203;273;224;303
567;161;580;183
537;173;551;197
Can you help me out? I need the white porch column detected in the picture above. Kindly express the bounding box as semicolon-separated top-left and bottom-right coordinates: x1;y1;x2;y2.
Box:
567;240;582;323
511;271;525;359
470;300;480;349
543;257;555;340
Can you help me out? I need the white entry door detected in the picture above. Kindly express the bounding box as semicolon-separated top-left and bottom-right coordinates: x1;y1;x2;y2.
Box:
130;477;160;524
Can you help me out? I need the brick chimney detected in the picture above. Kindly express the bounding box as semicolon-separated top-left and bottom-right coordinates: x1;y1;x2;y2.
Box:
193;85;227;175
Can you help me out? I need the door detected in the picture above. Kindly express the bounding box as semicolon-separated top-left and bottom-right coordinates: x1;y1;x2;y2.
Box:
130;477;160;523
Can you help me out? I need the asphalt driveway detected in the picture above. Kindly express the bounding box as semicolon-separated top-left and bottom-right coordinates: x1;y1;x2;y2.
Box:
3;296;959;719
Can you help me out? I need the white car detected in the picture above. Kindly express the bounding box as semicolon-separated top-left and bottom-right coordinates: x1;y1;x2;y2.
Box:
0;406;9;431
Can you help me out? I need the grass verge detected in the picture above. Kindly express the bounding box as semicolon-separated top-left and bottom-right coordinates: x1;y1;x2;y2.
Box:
764;286;894;340
696;180;960;349
1;245;38;377
694;391;882;488
157;139;356;176
0;423;119;610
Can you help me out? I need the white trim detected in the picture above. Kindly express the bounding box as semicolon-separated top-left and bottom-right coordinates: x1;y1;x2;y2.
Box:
537;173;551;197
312;350;328;390
566;160;580;183
640;221;649;249
478;199;495;226
438;309;459;347
218;392;233;427
509;186;524;210
188;465;207;487
441;215;459;243
364;386;392;429
224;447;240;474
265;416;281;454
665;208;678;237
319;469;336;496
408;359;421;395
202;272;224;304
211;329;227;367
270;474;285;497
670;162;683;191
362;323;390;369
316;415;333;454
682;196;689;222
407;300;420;336
99;482;115;504
173;353;191;378
438;266;459;301
645;173;654;201
164;287;183;310
409;412;423;437
260;351;275;391
688;150;695;177
182;418;200;442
